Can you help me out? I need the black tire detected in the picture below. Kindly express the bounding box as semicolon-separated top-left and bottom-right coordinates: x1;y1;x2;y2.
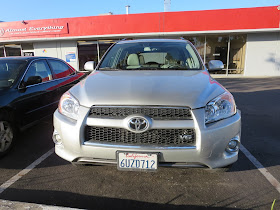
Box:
0;112;17;158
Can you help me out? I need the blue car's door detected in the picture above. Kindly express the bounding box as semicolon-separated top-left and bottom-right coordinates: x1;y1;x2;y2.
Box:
16;59;59;127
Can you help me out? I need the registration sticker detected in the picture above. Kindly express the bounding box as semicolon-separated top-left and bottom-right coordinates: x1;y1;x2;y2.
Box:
117;152;158;171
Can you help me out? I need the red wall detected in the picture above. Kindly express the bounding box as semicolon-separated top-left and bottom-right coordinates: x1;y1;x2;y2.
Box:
0;6;279;41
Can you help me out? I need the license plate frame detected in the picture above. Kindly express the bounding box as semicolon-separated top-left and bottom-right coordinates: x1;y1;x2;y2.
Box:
117;151;159;172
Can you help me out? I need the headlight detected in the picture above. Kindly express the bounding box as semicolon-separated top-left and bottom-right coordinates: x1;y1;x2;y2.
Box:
205;92;236;124
58;92;80;120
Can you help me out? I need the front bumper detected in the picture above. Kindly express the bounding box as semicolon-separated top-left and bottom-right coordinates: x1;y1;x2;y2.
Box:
53;106;241;169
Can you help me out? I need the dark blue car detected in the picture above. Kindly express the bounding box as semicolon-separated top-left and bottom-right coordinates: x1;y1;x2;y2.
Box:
0;57;87;157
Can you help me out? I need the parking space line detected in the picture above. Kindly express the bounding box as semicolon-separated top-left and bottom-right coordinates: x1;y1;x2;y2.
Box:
0;199;79;209
240;144;280;193
1;144;279;198
0;148;54;194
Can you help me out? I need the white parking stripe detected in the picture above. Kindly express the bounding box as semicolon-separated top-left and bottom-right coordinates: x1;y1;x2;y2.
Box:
0;148;54;194
0;199;80;209
240;144;280;193
1;144;279;198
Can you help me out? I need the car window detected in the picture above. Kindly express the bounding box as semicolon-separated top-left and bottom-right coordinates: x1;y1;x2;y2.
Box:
48;60;73;79
99;41;203;70
23;60;53;83
0;60;28;88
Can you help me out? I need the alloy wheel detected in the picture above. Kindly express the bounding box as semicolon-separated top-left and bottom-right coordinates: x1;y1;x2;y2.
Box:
0;121;13;153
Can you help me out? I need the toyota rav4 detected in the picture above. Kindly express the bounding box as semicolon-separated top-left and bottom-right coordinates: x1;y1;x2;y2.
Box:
53;39;241;171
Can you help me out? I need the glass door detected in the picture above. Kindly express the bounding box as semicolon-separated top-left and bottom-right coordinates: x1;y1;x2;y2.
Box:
77;41;98;71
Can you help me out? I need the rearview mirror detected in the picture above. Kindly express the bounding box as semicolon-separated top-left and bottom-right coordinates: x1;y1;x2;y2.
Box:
84;61;95;71
207;60;224;71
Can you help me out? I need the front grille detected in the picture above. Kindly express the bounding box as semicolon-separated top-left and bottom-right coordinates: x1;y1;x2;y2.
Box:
89;106;192;120
85;126;195;146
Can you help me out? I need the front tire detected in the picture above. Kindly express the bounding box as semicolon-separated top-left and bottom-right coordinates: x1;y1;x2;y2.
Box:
0;114;16;157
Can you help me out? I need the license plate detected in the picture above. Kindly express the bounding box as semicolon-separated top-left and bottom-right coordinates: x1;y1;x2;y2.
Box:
117;152;158;171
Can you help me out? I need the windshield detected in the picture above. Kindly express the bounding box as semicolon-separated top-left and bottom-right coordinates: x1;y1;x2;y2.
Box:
98;41;203;71
0;60;27;88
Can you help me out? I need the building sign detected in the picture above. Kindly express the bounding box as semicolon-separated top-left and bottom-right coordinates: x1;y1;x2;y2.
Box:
23;52;34;56
0;23;68;38
66;52;76;62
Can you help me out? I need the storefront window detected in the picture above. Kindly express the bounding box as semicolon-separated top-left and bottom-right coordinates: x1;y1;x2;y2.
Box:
205;36;229;73
76;35;246;74
5;44;21;56
77;40;117;70
98;40;116;60
229;35;246;74
77;41;98;70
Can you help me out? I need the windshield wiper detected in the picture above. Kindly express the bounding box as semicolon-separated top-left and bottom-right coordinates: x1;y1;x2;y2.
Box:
126;67;163;70
98;67;123;71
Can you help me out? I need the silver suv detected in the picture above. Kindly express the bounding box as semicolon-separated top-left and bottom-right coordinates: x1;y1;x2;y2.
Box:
53;39;241;171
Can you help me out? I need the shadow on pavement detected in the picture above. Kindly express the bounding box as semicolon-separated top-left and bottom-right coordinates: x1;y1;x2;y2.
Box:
0;188;243;210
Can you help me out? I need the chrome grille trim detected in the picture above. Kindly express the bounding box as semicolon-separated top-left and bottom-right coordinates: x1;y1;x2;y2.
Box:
89;106;192;120
86;117;195;130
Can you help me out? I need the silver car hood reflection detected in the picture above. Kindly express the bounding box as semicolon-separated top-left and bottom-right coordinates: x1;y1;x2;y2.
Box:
70;70;226;109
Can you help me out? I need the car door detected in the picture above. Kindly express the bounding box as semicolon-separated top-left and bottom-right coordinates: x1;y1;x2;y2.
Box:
16;59;59;127
47;59;86;97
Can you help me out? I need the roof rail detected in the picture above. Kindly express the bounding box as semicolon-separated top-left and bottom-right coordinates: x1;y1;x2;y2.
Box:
120;38;134;41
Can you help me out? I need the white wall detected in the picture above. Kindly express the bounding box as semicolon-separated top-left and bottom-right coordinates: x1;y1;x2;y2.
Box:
245;32;280;76
33;41;78;70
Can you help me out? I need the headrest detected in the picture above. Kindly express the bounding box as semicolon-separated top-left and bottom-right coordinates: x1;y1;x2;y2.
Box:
127;54;140;66
139;55;145;65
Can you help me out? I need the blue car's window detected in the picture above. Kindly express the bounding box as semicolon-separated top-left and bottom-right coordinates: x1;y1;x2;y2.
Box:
99;41;203;70
23;60;53;84
48;60;73;79
0;60;27;88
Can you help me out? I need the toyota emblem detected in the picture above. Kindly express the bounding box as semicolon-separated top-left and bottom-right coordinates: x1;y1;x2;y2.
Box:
128;117;149;133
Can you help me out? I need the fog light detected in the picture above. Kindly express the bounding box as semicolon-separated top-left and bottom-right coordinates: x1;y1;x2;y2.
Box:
226;136;240;153
53;131;62;145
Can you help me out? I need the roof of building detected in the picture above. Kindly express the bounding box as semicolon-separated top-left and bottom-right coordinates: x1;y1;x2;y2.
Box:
0;56;61;61
118;38;188;44
0;6;279;43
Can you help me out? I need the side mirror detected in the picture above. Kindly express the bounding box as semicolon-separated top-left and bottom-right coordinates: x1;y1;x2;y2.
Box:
208;60;224;71
84;61;95;71
23;76;42;87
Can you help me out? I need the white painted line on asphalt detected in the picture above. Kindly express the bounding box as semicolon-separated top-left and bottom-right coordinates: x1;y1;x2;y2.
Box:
240;144;280;193
0;199;80;209
0;148;54;194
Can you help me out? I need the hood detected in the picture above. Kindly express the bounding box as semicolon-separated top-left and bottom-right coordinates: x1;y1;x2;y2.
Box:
70;70;226;109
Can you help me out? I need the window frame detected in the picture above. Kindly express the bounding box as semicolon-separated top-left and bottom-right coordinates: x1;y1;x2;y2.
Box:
46;58;76;80
19;59;54;89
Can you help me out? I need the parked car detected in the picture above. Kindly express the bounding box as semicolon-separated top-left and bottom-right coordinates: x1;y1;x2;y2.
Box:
53;39;241;171
0;56;87;157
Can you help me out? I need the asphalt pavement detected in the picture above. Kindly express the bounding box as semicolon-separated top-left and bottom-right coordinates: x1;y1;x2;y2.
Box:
0;77;279;210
